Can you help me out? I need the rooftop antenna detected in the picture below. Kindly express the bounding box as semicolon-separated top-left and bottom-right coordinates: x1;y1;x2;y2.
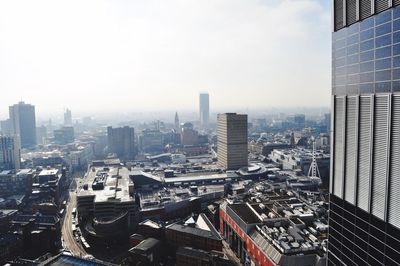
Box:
308;137;321;179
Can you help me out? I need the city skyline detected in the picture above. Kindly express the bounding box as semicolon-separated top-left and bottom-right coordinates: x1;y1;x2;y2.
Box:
0;0;331;114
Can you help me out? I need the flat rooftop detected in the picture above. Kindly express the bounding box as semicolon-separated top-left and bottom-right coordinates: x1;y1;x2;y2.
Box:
78;166;133;203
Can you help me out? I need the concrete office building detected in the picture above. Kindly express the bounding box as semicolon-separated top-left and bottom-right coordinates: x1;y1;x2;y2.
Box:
9;102;37;148
217;113;248;170
107;126;135;160
53;126;74;144
199;93;209;128
330;2;400;265
0;136;21;170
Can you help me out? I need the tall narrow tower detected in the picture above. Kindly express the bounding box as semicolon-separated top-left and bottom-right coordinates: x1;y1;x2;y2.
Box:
9;101;36;148
199;93;209;129
174;112;180;132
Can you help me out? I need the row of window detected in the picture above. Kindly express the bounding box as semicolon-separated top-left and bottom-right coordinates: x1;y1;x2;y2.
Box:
334;69;400;86
335;58;399;76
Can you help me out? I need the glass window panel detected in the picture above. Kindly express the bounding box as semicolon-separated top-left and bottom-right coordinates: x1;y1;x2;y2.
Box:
360;39;374;51
348;23;360;35
394;6;400;20
376;10;392;25
394;56;400;67
335;38;347;49
347;54;359;64
376;22;392;37
360;28;374;41
347;44;359;55
347;74;360;84
375;70;391;81
335;75;347;86
375;81;391;92
375;34;392;48
375;46;391;59
393;68;400;80
360;61;374;73
360;72;375;83
335;57;346;67
335;47;347;58
375;58;391;70
347;64;359;74
360;50;374;62
394;44;400;56
335;66;347;76
361;17;374;31
347;34;359;46
360;83;374;93
394;31;400;44
393;80;400;91
394;19;400;32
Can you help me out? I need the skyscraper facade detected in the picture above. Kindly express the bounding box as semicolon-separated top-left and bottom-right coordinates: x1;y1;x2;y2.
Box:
64;108;72;125
9;101;37;148
107;126;135;160
0;135;21;170
217;113;248;170
330;2;400;265
199;93;209;128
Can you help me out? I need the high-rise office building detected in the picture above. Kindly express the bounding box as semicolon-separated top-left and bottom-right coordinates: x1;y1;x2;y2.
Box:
174;112;180;132
9;101;37;148
107;126;135;160
199;93;209;128
330;2;400;265
0;135;21;170
217;113;248;170
54;126;75;144
64;108;72;125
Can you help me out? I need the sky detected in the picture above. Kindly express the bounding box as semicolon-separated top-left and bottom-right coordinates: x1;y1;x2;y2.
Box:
0;0;331;117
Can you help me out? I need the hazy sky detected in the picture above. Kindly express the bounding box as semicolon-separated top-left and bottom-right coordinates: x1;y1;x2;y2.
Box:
0;0;331;117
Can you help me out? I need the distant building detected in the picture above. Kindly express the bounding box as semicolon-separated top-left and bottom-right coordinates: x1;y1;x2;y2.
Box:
217;113;248;170
0;169;33;197
128;238;164;266
107;126;135;160
174;112;180;132
36;125;47;145
139;130;164;154
0;135;21;170
0;119;11;135
9;102;37;148
180;122;198;146
199;93;209;128
53;126;74;144
63;108;72;125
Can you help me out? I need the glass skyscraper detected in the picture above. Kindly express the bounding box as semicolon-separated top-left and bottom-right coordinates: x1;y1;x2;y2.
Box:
331;1;400;265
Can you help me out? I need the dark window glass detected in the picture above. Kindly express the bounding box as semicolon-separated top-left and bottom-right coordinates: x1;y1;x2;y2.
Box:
347;64;359;74
375;58;391;70
347;54;359;64
361;61;374;72
360;39;374;51
375;70;391;81
395;6;400;19
394;43;400;55
376;9;392;25
394;31;400;44
375;81;391;92
394;19;400;32
375;46;391;59
375;34;392;48
360;28;374;41
360;72;374;82
394;56;400;67
360;16;374;30
376;22;392;37
361;50;374;62
347;34;359;46
393;68;400;79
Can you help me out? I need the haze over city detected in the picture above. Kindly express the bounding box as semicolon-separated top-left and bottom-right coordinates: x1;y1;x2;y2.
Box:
0;0;331;116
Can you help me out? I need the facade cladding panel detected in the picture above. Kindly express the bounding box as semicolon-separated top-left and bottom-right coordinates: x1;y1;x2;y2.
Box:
331;2;400;266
